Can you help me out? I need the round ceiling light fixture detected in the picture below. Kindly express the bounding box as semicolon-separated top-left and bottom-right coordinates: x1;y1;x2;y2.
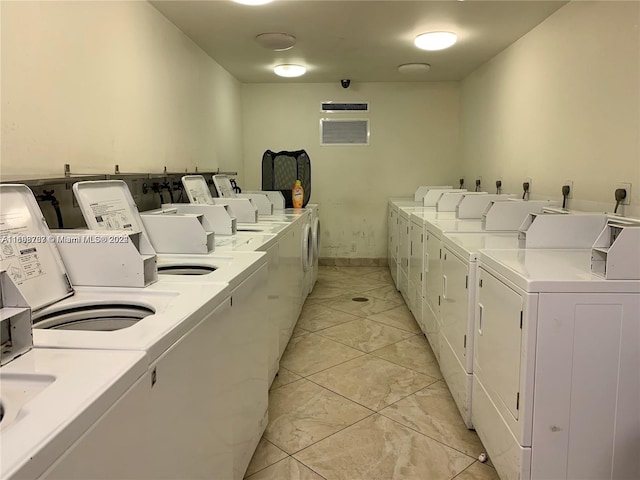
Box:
414;31;457;51
274;64;306;78
255;33;296;51
231;0;272;5
398;63;431;74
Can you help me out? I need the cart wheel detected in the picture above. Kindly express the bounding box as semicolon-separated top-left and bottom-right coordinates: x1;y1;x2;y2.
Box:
478;453;488;463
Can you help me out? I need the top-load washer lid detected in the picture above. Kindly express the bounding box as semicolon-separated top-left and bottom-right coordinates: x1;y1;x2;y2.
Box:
0;185;73;311
212;175;236;198
0;185;162;333
181;175;215;204
73;180;148;234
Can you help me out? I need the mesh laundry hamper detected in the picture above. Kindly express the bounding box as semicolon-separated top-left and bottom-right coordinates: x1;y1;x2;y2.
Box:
261;149;311;207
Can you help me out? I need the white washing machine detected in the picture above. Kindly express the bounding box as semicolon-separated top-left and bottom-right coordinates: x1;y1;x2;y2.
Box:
1;347;151;479
190;174;298;233
308;204;320;289
0;185;236;479
207;175;312;355
473;245;640;480
0;272;149;479
281;207;313;301
179;175;308;331
165;175;310;381
71;180;271;479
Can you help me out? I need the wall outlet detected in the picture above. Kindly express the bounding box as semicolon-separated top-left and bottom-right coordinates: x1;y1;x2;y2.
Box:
350;241;357;253
563;180;574;199
523;177;532;195
475;176;482;191
616;182;632;205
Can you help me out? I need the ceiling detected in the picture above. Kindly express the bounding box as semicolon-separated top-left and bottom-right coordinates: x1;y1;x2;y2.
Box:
150;0;566;83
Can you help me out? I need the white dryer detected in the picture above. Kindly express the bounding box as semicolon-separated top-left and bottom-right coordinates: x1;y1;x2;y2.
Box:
420;200;559;362
439;232;521;427
473;246;640;480
423;217;489;358
440;212;609;429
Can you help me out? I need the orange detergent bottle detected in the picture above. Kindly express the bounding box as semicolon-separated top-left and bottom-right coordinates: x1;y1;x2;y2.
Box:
292;180;304;208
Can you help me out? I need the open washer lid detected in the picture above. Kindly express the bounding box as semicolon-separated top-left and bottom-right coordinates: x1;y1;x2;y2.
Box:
73;180;148;234
211;175;236;198
0;185;73;310
181;175;215;204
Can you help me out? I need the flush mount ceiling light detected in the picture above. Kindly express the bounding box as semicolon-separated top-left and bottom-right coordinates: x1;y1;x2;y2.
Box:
231;0;272;5
256;33;296;51
274;64;306;77
414;31;457;51
398;63;431;74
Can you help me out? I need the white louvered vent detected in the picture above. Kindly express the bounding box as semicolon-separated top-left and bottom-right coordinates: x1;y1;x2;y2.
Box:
321;102;369;113
320;119;369;145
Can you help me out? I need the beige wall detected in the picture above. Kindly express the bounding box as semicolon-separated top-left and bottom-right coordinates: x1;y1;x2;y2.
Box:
242;82;460;259
1;1;244;179
460;1;640;216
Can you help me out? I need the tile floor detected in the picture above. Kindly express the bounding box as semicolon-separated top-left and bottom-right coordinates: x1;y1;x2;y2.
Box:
245;266;498;480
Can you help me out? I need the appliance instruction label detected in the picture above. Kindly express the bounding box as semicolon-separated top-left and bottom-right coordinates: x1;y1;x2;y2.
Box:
0;212;47;286
189;188;210;204
89;198;137;231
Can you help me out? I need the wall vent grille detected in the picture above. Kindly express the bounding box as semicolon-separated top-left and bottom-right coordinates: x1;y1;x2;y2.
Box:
321;102;369;112
320;119;369;145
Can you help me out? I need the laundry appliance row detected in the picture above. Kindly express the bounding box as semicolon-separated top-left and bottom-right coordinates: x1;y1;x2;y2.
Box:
389;186;640;480
0;177;319;480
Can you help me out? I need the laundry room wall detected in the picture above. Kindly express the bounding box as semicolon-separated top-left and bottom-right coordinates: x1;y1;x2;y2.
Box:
242;82;460;262
1;0;244;179
460;0;640;217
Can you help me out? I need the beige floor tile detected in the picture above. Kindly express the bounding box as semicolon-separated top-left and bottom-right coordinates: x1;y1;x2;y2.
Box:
338;266;387;276
264;379;372;454
360;284;404;303
279;333;365;376
308;355;437;411
315;268;360;281
306;284;347;301
292;323;309;338
245;457;326;480
367;304;421;333
316;294;400;317
361;269;394;283
294;414;474;480
454;461;500;480
380;381;485;458
297;303;360;332
271;368;302;390
244;438;288;477
316;318;415;353
371;334;442;378
323;277;390;294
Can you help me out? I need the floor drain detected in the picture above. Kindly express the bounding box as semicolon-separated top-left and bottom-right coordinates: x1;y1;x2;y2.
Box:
351;297;369;302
